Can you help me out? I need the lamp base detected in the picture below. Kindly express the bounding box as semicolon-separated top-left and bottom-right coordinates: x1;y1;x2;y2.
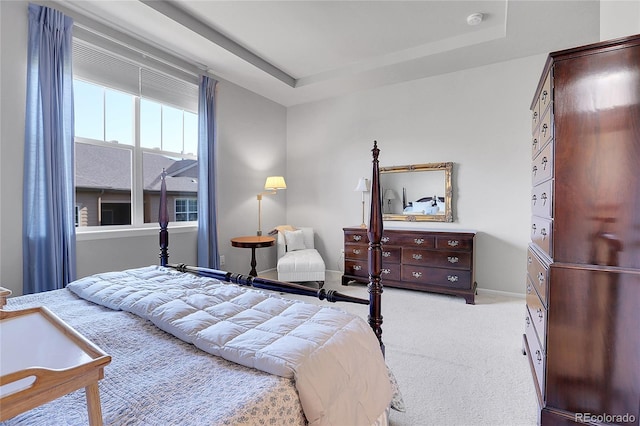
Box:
257;230;262;236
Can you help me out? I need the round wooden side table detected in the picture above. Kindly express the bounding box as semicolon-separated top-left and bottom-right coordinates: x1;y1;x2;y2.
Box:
230;235;275;276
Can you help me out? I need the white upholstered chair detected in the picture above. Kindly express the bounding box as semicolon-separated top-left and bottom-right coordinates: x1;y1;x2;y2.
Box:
276;227;326;287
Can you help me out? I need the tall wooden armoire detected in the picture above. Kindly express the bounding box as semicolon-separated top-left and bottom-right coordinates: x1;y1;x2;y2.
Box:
524;34;640;425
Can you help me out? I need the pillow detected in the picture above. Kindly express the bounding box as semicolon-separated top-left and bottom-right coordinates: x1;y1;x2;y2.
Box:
284;229;306;251
412;201;431;213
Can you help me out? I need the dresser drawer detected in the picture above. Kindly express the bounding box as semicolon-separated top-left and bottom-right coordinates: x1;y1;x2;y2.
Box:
531;216;552;258
344;230;367;244
345;244;367;260
380;264;401;282
402;248;471;269
435;235;473;251
531;179;553;219
526;278;547;350
391;233;435;248
531;98;540;133
381;246;401;263
401;265;471;289
539;107;553;149
344;259;367;278
539;71;552;116
527;246;549;305
525;306;546;397
532;141;553;186
531;131;541;159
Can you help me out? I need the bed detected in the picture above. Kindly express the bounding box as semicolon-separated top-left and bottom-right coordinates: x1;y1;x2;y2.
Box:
403;194;446;215
0;142;397;425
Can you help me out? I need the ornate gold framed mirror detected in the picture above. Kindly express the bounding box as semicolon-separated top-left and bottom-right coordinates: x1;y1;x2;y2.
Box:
380;162;453;222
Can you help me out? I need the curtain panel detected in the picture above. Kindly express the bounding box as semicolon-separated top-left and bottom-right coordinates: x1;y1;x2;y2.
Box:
23;4;76;294
197;76;219;268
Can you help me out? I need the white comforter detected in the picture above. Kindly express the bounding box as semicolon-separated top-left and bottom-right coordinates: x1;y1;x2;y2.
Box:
67;266;392;426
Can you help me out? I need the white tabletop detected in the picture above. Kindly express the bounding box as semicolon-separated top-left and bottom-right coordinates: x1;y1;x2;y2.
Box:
1;311;94;397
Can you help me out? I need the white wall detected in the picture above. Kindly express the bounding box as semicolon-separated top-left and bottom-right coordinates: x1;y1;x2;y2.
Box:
601;0;640;40
215;82;287;276
286;54;546;294
0;1;287;296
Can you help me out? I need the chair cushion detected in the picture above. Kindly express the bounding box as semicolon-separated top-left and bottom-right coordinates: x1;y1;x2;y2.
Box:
277;249;326;282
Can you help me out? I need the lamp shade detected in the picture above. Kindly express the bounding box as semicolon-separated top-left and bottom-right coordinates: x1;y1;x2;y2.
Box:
354;177;368;192
264;176;287;190
384;189;396;200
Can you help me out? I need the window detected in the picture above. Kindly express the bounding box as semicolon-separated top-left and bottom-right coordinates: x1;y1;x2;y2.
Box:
72;39;199;229
175;198;198;222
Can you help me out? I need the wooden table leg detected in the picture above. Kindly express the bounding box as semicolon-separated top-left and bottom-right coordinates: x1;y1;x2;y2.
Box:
85;382;104;426
249;247;258;276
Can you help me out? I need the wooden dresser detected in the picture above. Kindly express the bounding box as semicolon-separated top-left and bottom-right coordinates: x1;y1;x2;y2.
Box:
524;35;640;425
342;227;477;304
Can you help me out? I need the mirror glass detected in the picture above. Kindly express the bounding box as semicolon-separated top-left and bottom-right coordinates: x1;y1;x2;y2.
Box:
380;162;453;222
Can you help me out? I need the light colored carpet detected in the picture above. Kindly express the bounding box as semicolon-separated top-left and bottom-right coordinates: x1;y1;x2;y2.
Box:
261;270;539;426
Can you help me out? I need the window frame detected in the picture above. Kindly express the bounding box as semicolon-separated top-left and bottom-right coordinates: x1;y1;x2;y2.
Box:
73;79;198;232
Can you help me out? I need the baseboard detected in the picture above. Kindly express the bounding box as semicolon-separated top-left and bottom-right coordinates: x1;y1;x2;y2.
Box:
476;287;525;299
325;270;343;281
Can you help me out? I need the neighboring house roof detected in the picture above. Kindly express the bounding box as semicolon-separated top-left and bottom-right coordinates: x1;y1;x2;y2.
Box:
75;143;198;193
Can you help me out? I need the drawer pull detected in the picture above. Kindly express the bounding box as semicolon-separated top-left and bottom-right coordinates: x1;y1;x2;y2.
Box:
353;235;362;241
526;316;531;326
412;253;423;260
532;111;538;122
541;123;548;137
541;90;548;103
532;165;538;176
540;228;547;240
447;275;459;283
382;268;391;275
414;238;424;245
448;256;459;264
381;236;390;243
541;192;547;205
532;194;537;205
382;251;391;258
528;256;532;265
447;240;459;247
353;265;362;271
532;138;538;148
412;271;422;278
527;283;533;294
531;224;537;233
538;272;544;285
541;156;548;170
536;349;542;365
537;308;544;321
353;249;361;255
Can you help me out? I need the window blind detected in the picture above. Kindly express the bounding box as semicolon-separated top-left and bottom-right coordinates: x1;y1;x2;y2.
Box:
73;38;198;113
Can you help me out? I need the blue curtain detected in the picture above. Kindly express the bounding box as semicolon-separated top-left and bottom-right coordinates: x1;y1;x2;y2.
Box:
23;4;76;294
197;75;220;268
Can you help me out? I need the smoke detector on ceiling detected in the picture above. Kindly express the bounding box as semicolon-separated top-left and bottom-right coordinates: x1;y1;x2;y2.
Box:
466;13;484;26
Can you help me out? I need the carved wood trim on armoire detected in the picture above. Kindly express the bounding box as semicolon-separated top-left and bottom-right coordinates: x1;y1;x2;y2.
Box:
523;34;640;425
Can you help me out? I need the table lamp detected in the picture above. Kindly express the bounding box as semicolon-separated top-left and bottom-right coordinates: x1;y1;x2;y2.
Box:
354;177;369;228
384;189;396;213
257;176;286;236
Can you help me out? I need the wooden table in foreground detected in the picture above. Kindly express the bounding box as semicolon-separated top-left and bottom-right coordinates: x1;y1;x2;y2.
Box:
0;306;111;426
231;235;276;276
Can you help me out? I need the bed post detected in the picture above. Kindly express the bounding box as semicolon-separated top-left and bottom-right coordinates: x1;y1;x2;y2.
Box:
159;169;169;267
367;141;385;355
